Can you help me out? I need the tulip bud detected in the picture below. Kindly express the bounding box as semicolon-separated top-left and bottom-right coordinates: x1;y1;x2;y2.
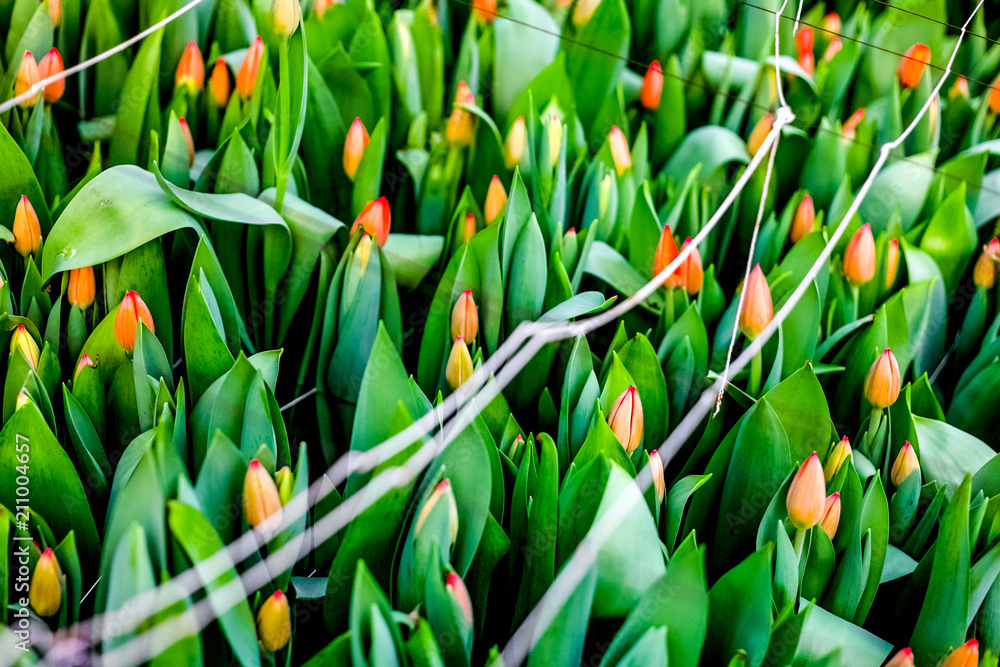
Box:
415;479;459;546
679;238;703;295
48;0;62;26
15;52;40;107
795;26;813;58
445;572;474;625
37;49;65;104
451;290;479;342
114;290;156;354
653;225;683;288
351;196;391;246
572;0;600;25
546;116;562;169
823;38;842;62
843;108;865;140
739;264;773;341
178;118;195;168
270;0;301;38
256;590;291;652
991;76;1000;115
471;0;496;23
210;59;231;107
175;42;204;93
786;453;827;530
747;113;772;157
937;639;978;667
973;238;999;289
11;325;39;370
236;37;264;99
950;76;969;100
598;173;613;221
822;12;841;34
608;126;631;176
275;466;294;506
820;493;841;539
891;442;920;487
446;82;476;147
462;213;477;243
790;195;815;244
74;353;95;382
885;648;914;667
314;0;335;18
243;459;283;533
898;43;930;89
843;223;876;286
446;337;474;390
15;391;31;411
608;386;643;455
504;116;526;169
485;176;507;223
885;239;900;289
864;348;901;410
649;450;665;504
343;117;370;181
640;61;662;110
824;436;852;481
13;195;41;257
798;51;814;76
29;549;62;617
509;434;524;459
68;266;96;309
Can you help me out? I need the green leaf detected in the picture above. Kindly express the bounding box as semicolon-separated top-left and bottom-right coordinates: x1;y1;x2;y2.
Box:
705;549;772;667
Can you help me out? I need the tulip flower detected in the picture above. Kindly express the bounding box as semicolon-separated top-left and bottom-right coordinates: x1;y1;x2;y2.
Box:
445;572;474;625
451;290;479;342
343;117;370;181
796;27;814;75
950;76;969;100
243;459;283;533
11;325;39;370
608;386;643;455
37;49;65;104
885;239;900;289
462;213;477;243
210;59;231;107
885;648;914;667
414;479;459;546
649;450;665;504
446;337;474;390
74;353;95;383
739;265;773;341
13;195;41;257
898;43;930;89
29;549;62;617
503;116;526;169
351;197;390;246
270;0;301;38
315;0;335;18
275;466;293;506
114;292;156;355
48;0;61;26
747;113;772;157
236;37;264;99
485;176;507;223
822;12;840;34
15;52;39;107
844;223;876;286
864;348;901;410
608;126;631;176
652;225;683;288
640;61;662;110
786;453;826;530
937;639;978;667
824;436;852;481
790;195;815;244
175;42;204;93
446;82;476;147
823;38;842;62
973;238;998;289
472;0;496;22
990;77;1000;115
820;493;841;539
891;442;920;487
256;590;291;652
178;118;195;168
678;238;703;295
572;0;600;26
68;266;96;309
546;115;562;168
843;108;865;139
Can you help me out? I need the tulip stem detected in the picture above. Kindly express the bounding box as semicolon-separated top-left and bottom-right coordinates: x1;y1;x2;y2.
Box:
850;284;860;321
664;286;675;328
749;349;762;397
793;527;808;562
273;38;292;215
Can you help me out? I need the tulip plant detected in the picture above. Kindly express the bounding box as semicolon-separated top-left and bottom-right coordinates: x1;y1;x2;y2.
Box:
4;0;1000;665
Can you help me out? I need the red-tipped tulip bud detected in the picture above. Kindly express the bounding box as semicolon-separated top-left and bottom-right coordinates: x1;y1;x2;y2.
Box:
485;176;507;223
786;453;827;530
178;118;195;168
445;572;474;625
48;0;61;26
462;213;477;243
843;108;865;139
739;264;773;341
679;238;703;295
37;49;64;104
256;590;291;652
270;0;301;38
609;126;631;176
640;61;663;110
351;196;390;246
15;52;40;107
822;12;841;34
798;51;815;76
747;113;772;156
891;442;920;487
275;466;293;506
950;76;969;100
790;195;815;244
572;0;601;26
898;43;930;89
446;337;474;390
74;353;95;382
608;386;643;455
795;27;814;58
314;0;335;18
823;38;842;62
210;59;231;107
446;82;476;147
244;460;283;533
973;238;998;289
937;639;979;667
175;42;204;93
11;325;39;371
451;290;479;342
649;450;665;504
865;348;901;409
13;195;41;257
415;479;459;546
653;225;683;288
343;117;370;181
114;292;156;354
504;116;526;169
824;436;852;481
68;266;96;309
29;549;62;617
885;648;914;667
885;239;900;289
15;391;31;411
471;0;496;23
236;37;264;99
820;493;841;539
844;223;876;285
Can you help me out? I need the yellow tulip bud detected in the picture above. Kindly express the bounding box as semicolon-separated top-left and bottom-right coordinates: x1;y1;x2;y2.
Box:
29;549;62;617
270;0;301;38
414;479;459;547
503;116;526;169
446;337;474;390
824;436;851;481
485;175;507;224
13;195;41;257
891;442;920;487
275;466;294;506
608;126;631;176
820;493;841;539
11;325;39;370
256;590;291;652
243;459;283;533
649;450;665;504
864;348;901;410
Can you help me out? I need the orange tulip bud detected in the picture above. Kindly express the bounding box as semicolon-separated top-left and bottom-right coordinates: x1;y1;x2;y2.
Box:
504;116;526;169
786;453;826;530
640;61;663;110
795;26;813;58
843;108;865;139
864;348;901;410
937;639;978;667
445;572;474;625
891;442;920;487
973;238;998;289
343;117;370;181
653;225;683;288
798;52;815;76
48;0;62;26
608;126;631;176
37;49;64;104
824;436;852;481
739;264;773;341
747;113;772;157
15;52;40;107
898;43;930;89
679;237;703;295
446;82;476;147
415;479;459;546
950;76;969;100
29;549;62;617
68;266;96;309
572;0;600;25
175;41;204;93
11;325;39;370
822;12;841;34
790;195;815;244
351;196;391;246
446;337;474;390
823;38;843;62
244;459;283;533
472;0;496;23
820;493;841;539
451;290;479;342
885;648;914;667
649;450;665;504
13;195;41;257
114;290;155;354
236;37;264;99
608;386;643;455
270;0;301;38
885;239;900;289
256;590;291;652
210;59;231;107
74;353;95;382
178;117;195;168
463;213;477;243
485;176;507;223
314;0;336;18
843;223;876;285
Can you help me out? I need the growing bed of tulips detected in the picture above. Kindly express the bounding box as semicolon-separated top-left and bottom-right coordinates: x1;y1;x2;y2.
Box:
2;0;1000;664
